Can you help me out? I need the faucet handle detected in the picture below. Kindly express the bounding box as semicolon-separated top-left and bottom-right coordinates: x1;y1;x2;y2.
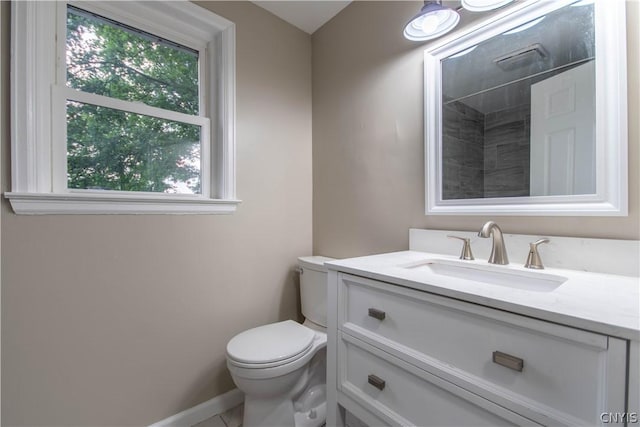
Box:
524;238;550;269
447;235;474;260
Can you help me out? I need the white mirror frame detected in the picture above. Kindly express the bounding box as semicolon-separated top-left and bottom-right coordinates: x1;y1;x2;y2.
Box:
424;0;627;216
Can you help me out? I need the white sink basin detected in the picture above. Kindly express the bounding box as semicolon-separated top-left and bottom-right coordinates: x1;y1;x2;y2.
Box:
401;259;567;292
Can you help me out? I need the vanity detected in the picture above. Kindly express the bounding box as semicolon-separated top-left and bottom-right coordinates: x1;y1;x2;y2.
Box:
325;229;640;427
321;0;637;424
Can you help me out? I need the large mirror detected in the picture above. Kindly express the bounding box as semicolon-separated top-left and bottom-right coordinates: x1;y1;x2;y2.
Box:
424;0;627;216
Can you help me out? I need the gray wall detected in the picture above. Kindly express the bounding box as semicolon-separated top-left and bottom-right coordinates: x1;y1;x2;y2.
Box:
483;102;531;198
1;1;312;425
312;0;639;259
442;101;485;199
443;100;530;199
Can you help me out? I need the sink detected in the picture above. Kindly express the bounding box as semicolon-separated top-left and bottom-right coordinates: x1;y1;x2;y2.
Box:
400;259;567;292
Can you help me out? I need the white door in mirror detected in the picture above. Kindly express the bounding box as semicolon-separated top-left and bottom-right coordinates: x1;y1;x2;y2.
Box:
530;61;595;196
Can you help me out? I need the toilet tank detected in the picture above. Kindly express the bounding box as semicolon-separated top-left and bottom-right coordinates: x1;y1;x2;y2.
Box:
298;256;334;328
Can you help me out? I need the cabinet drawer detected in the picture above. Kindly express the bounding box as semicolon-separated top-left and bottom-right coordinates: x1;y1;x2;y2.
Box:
339;273;626;425
339;333;540;427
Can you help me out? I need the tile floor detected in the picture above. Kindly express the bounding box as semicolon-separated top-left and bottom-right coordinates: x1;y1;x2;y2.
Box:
193;403;243;427
191;402;333;427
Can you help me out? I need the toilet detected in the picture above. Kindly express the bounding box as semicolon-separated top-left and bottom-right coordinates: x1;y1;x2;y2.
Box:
226;256;334;427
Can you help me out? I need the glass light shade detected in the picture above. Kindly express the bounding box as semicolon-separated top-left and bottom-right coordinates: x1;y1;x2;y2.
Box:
461;0;514;12
403;2;460;41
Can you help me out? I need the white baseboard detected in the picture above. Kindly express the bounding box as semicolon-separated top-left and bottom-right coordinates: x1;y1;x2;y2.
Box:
149;388;244;427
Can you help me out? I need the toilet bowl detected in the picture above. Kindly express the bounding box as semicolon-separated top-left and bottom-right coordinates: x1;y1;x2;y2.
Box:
226;256;333;427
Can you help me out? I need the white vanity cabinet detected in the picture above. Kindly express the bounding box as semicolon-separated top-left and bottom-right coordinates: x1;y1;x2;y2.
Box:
327;271;630;427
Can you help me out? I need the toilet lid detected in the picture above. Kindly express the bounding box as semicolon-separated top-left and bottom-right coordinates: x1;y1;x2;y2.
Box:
226;320;315;365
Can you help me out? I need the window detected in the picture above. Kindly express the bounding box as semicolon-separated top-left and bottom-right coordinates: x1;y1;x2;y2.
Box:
65;6;204;195
8;1;238;214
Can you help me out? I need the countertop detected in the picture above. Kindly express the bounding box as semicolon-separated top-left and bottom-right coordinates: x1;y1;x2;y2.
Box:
326;251;640;341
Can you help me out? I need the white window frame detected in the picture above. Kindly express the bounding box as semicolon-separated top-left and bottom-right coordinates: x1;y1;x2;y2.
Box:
7;0;239;214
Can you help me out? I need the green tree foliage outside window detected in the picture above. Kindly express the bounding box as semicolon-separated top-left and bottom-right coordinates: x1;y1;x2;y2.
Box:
66;7;202;194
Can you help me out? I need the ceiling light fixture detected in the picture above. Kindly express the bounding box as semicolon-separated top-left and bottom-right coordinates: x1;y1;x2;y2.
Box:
403;1;460;41
404;0;517;42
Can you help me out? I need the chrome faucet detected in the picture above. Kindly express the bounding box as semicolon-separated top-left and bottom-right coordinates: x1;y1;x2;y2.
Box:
478;221;509;265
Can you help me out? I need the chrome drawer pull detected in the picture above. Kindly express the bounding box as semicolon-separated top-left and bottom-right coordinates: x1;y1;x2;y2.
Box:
368;308;386;320
492;351;524;372
367;374;386;391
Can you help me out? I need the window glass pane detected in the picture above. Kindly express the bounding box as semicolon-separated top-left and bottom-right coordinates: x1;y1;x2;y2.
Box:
66;6;199;116
67;101;201;194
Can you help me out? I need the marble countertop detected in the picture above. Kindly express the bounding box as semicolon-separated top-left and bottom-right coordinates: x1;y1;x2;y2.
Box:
326;251;640;341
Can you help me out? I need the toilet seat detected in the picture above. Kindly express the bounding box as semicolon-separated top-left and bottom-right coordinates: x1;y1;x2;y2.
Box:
227;320;316;369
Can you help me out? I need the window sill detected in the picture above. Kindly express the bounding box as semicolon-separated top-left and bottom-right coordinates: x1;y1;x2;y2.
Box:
4;192;241;215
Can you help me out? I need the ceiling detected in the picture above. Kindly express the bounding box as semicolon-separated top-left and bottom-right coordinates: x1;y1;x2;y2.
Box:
250;1;470;36
251;1;353;34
